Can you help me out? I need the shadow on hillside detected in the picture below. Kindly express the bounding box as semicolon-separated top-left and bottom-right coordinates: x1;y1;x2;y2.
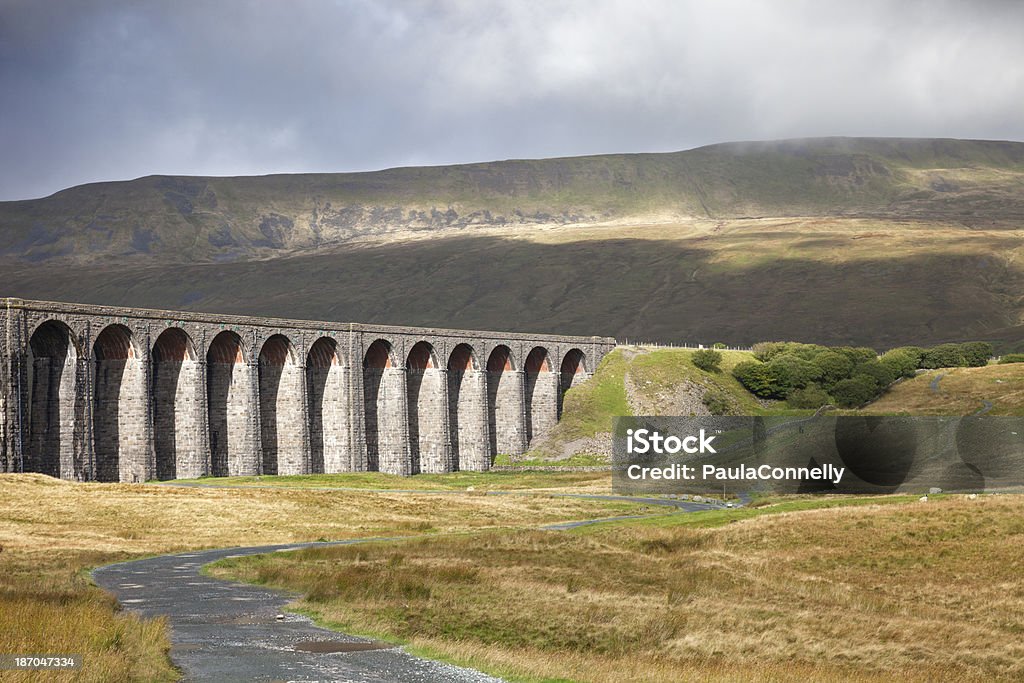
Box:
2;234;1023;350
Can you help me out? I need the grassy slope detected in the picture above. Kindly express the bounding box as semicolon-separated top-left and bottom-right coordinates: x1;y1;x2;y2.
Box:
212;494;1024;682
4;217;1024;349
0;473;648;682
529;348;1024;461
528;347;790;461
861;363;1024;415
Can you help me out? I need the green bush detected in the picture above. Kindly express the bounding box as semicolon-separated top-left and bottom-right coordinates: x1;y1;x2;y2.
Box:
959;341;993;367
855;359;896;389
784;343;830;361
786;385;831;409
701;389;732;415
712;342;727;349
836;346;878;365
691;349;723;372
766;354;822;394
920;343;965;369
998;353;1024;364
813;351;855;386
751;341;787;362
830;374;880;408
880;348;919;379
732;361;784;399
887;346;925;367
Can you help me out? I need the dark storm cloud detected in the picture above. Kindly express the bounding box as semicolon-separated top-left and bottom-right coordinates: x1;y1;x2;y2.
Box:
1;0;1023;200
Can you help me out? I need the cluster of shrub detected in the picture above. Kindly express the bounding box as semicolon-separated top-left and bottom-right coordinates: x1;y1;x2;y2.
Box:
729;341;993;409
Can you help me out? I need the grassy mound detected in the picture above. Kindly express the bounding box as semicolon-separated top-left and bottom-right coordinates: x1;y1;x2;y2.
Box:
526;346;792;462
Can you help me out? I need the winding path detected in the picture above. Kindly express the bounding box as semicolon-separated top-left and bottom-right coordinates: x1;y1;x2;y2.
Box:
93;492;725;682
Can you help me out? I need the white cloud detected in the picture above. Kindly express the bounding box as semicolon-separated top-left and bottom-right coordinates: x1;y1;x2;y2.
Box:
1;0;1022;199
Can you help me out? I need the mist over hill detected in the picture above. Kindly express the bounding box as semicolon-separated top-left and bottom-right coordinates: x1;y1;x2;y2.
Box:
2;137;1024;349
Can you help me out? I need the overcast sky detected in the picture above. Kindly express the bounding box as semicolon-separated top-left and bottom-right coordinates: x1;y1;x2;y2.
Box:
2;0;1023;201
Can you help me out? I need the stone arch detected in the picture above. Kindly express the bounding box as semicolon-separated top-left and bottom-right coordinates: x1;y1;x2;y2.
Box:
26;319;82;479
447;343;487;471
524;346;557;445
258;334;304;476
363;339;407;474
406;341;447;473
486;345;525;460
307;337;349;474
152;327;203;480
206;330;257;477
92;324;146;482
558;348;588;418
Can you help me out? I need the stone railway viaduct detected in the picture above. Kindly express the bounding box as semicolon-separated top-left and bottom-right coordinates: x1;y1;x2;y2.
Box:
0;299;614;482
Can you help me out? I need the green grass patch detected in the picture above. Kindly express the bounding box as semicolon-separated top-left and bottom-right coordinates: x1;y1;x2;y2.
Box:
173;470;610;491
575;494;923;533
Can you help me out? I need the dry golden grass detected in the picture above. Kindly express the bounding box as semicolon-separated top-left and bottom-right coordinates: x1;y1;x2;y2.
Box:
0;473;648;682
214;494;1024;682
864;364;1024;415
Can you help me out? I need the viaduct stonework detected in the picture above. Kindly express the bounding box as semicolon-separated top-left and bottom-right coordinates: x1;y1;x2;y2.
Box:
0;299;614;482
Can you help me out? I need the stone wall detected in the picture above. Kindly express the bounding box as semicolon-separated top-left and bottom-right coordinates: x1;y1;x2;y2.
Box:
0;298;615;481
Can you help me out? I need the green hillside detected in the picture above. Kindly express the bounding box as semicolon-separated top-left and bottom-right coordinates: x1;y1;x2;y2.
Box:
529;347;1024;462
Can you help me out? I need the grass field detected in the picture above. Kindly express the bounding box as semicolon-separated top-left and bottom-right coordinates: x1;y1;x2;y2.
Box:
0;473;652;682
212;493;1024;682
183;470;612;492
861;364;1024;415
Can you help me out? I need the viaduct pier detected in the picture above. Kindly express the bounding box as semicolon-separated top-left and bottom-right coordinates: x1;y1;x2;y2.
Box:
0;299;614;482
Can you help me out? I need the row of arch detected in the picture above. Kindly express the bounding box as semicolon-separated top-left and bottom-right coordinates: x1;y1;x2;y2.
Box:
23;320;588;481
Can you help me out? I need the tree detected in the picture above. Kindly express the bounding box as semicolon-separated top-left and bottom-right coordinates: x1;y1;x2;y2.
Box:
855;359;896;389
999;353;1024;364
766;354;822;395
880;348;919;379
830;374;879;408
836;346;878;365
959;342;993;367
732;361;784;399
887;346;925;368
751;341;787;362
786;343;830;361
692;349;723;372
920;343;965;369
813;350;855;386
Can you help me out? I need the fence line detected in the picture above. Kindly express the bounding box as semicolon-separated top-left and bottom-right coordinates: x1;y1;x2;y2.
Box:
620;339;754;352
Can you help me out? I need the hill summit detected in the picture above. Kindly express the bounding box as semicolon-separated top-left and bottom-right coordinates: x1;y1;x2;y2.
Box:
2;137;1023;264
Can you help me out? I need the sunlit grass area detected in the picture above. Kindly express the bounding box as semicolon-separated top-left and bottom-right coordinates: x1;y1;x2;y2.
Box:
861;364;1024;416
0;473;652;682
213;494;1024;682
